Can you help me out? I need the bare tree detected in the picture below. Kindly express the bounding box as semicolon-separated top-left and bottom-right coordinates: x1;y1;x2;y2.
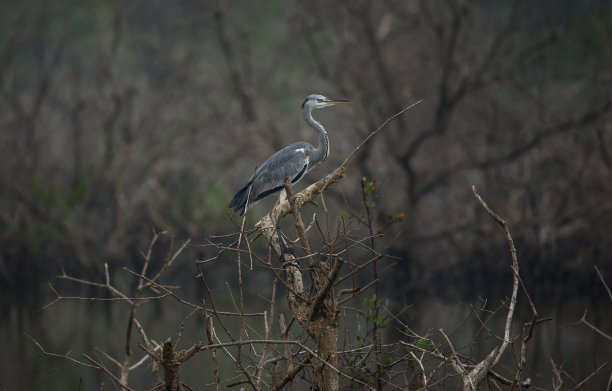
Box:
4;1;611;389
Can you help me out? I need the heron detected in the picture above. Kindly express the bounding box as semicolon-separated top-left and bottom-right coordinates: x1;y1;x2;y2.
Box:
228;94;350;259
228;94;350;215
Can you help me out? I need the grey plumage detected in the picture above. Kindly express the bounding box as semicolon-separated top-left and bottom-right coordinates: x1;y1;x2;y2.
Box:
229;94;350;215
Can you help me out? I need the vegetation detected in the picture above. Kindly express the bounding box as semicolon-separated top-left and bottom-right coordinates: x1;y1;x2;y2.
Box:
1;0;611;389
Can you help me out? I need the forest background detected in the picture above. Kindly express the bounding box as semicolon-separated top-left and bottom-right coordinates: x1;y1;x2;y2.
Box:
1;0;611;389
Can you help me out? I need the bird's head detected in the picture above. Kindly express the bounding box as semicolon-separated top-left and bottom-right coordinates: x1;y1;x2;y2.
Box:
302;94;351;110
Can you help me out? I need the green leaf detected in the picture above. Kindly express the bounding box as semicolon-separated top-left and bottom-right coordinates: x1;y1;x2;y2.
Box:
365;181;375;195
415;338;427;349
361;177;375;195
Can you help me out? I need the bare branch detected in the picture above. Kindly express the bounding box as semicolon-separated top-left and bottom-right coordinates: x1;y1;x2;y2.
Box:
25;333;96;368
463;185;522;390
579;309;612;342
571;362;609;390
341;99;423;168
270;356;311;391
595;265;612;304
82;354;135;391
133;317;162;384
439;328;466;375
310;256;344;321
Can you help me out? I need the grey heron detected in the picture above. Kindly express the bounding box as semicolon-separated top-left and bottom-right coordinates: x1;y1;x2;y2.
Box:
228;94;350;215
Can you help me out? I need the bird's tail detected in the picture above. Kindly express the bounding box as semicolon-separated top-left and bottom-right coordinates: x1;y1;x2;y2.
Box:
228;182;252;216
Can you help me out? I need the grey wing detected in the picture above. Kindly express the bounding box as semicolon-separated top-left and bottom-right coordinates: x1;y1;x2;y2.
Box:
250;142;313;203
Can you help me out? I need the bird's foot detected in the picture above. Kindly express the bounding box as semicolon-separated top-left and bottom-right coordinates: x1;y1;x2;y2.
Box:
276;213;297;265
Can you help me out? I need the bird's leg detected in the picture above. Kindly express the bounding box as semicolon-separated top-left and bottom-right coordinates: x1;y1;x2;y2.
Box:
276;188;295;263
276;212;294;263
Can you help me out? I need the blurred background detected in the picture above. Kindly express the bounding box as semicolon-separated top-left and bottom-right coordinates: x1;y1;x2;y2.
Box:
1;0;611;389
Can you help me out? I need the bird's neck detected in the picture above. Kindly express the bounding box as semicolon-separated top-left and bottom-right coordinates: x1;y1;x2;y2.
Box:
303;108;330;166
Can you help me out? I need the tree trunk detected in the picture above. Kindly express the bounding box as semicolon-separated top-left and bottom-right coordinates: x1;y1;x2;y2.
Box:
255;169;346;391
306;317;339;391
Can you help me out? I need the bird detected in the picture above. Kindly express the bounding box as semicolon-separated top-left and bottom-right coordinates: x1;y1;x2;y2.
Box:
228;94;350;215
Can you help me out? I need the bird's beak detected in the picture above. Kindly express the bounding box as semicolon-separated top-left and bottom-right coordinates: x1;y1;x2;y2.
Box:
326;98;351;104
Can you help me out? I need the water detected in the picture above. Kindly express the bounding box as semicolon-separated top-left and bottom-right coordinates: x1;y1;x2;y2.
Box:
4;284;610;390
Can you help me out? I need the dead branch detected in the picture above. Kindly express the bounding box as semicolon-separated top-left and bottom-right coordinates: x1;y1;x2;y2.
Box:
457;185;524;390
202;302;221;391
271;356;311;391
570;362;609;390
283;176;317;283
578;309;612;342
595;265;612;303
340;99;423;167
254;279;278;389
254;161;353;390
310;256;344;321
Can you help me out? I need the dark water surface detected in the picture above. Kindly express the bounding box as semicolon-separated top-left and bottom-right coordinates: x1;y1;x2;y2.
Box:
4;287;610;390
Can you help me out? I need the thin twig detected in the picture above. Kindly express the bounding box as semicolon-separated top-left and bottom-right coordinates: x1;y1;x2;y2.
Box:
270;356;311;391
133;318;162;384
83;354;135;391
595;265;612;303
464;185;522;391
341;99;423;167
439;328;466;374
579;309;612;342
571;362;608;390
203;301;221;391
25;333;97;368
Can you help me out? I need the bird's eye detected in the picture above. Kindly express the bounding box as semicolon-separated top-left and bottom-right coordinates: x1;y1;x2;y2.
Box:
316;98;323;102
